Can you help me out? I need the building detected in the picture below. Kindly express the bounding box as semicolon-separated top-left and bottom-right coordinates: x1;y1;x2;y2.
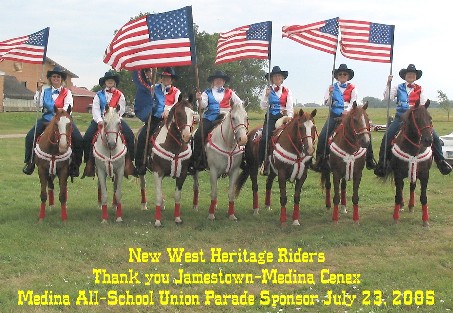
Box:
0;57;79;112
69;86;95;113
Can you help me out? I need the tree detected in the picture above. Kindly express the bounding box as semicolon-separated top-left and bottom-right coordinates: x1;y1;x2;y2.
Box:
437;90;451;121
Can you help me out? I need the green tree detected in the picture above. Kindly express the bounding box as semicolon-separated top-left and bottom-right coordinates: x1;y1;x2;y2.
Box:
437;90;451;121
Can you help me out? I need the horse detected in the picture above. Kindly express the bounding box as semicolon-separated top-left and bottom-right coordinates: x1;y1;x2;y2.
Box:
384;100;433;227
235;109;317;225
34;107;73;222
192;102;248;220
320;102;371;224
149;96;195;227
93;106;126;223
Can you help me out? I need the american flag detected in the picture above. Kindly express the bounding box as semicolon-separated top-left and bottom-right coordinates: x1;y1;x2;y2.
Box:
215;21;272;64
339;19;394;63
0;28;49;64
282;18;339;55
104;6;195;70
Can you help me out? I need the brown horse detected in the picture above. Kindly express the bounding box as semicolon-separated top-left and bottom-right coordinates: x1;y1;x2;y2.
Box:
235;109;317;225
149;97;195;227
320;102;371;224
34;108;73;222
384;100;433;227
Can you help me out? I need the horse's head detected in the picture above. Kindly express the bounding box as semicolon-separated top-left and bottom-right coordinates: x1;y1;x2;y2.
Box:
102;106;122;150
404;99;433;147
293;108;317;156
345;101;371;148
167;95;194;144
52;108;73;153
229;102;248;146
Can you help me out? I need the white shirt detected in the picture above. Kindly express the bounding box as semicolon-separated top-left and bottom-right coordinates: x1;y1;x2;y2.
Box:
198;87;243;112
34;85;73;112
92;88;126;123
260;84;294;117
383;82;428;105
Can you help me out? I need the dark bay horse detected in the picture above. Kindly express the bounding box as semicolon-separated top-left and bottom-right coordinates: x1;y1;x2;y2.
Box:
34;108;73;222
384;100;433;227
320;102;371;224
149;97;195;227
235;109;317;225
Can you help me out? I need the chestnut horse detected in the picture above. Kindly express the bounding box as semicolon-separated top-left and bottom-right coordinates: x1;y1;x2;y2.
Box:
320;102;371;224
235;109;317;225
149;97;195;227
34;108;73;222
192;101;248;220
93;106;126;223
384;100;433;227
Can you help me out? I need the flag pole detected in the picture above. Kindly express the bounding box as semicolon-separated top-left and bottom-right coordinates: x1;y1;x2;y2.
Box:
263;60;272;170
142;68;157;168
383;25;395;169
30;64;46;166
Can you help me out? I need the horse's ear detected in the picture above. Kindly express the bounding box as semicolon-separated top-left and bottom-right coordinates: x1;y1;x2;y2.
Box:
116;105;121;113
183;93;189;103
363;101;368;110
425;99;430;109
414;99;420;108
298;109;304;117
352;101;358;109
311;109;317;118
67;105;72;115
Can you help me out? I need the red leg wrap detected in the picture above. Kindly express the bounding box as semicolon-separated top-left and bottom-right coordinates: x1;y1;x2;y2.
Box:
174;203;181;218
393;204;400;220
116;203;122;218
102;204;108;220
333;204;339;221
228;201;234;216
141;188;147;204
353;204;359;221
193;190;199;206
280;207;287;223
155;205;162;220
422;204;429;222
209;199;217;214
61;204;67;221
253;192;259;210
292;204;300;221
48;190;54;206
39;202;46;219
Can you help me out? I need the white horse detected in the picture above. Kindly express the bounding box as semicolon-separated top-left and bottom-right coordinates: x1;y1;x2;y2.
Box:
193;102;248;220
150;98;194;227
93;106;126;223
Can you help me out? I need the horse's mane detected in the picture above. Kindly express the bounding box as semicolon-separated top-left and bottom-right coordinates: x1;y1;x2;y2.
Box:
104;106;119;124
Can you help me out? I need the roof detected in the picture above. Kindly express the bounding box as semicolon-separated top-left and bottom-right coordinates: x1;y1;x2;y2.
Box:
3;75;34;100
46;57;79;78
70;85;96;97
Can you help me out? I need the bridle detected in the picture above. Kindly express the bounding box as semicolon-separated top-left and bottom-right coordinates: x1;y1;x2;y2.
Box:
48;114;73;146
166;103;194;147
280;115;317;157
399;107;432;149
339;108;370;150
219;112;248;146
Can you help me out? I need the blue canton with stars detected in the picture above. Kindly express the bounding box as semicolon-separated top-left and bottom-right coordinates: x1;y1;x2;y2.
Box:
246;21;271;42
320;18;339;36
147;7;190;41
25;28;49;46
369;23;394;44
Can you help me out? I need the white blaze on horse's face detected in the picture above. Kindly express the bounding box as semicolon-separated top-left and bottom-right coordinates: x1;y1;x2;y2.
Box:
358;114;370;148
104;109;121;150
181;107;194;144
231;105;248;146
303;119;315;155
57;116;71;153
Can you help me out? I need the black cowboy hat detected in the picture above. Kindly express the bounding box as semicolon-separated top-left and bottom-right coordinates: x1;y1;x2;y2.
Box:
208;70;230;83
333;64;354;80
265;66;288;80
47;66;67;81
160;67;179;80
399;64;422;80
99;70;120;87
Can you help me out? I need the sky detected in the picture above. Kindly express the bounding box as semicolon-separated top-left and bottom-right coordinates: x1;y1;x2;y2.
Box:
2;0;451;105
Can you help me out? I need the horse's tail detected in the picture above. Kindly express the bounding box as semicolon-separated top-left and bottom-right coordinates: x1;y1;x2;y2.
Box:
234;162;250;198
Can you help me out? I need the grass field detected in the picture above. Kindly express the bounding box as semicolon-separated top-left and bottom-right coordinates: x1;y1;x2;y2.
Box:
0;109;452;313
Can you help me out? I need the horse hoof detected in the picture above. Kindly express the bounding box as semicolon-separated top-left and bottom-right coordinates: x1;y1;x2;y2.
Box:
423;221;430;228
253;208;260;215
340;205;348;214
408;207;414;213
229;214;238;221
175;217;183;225
154;220;162;227
38;218;44;224
193;205;198;211
332;220;339;225
49;205;54;211
354;220;360;225
116;217;123;223
280;221;288;228
265;205;271;211
101;219;108;224
207;214;215;221
292;220;301;226
141;203;148;211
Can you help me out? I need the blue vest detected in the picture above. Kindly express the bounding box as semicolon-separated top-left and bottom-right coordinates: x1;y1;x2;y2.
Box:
42;88;57;121
268;90;282;116
203;89;221;121
331;84;346;117
97;90;108;114
395;83;410;116
152;84;165;118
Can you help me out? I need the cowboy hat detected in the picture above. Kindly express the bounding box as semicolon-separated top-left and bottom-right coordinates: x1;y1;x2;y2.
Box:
399;64;422;80
47;66;67;81
333;64;354;80
99;70;120;86
265;66;288;80
160;67;179;80
207;70;230;83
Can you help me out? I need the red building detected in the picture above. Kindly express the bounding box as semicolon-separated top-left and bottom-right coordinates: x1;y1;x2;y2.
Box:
69;86;95;113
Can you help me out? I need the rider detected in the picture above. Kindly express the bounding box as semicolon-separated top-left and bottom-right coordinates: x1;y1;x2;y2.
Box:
259;65;294;175
374;64;452;177
312;64;376;172
81;70;137;178
190;70;243;172
134;67;181;175
22;66;83;177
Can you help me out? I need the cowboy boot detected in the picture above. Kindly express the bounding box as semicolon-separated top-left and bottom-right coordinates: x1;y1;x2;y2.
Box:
124;156;138;178
81;157;95;178
437;160;452;175
22;161;35;175
366;155;377;170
